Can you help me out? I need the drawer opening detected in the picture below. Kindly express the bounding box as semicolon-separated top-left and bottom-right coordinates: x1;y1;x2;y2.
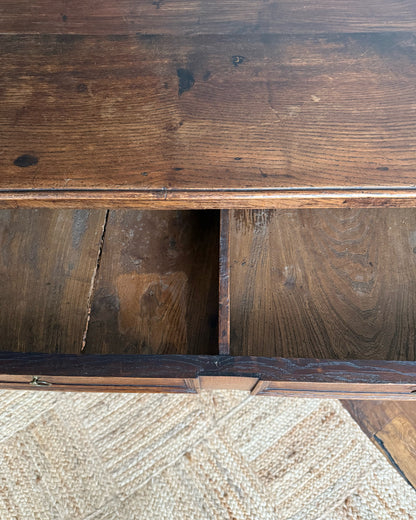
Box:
0;209;219;356
223;208;416;362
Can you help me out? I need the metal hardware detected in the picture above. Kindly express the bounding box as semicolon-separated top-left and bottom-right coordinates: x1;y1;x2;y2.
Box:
30;376;52;387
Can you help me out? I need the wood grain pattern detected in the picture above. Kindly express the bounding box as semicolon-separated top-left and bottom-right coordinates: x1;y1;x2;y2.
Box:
85;210;219;355
1;0;416;35
342;401;403;436
2;33;416;206
230;208;416;360
5;190;416;210
219;210;230;354
0;209;107;353
0;353;416;397
343;400;416;487
375;415;416;487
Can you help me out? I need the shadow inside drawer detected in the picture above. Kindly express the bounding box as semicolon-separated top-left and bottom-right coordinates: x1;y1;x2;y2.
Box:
0;209;219;356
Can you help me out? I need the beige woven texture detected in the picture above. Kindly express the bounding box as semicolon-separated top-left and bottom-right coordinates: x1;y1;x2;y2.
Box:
0;390;415;519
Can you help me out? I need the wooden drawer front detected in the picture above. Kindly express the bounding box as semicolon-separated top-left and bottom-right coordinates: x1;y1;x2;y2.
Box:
0;354;416;399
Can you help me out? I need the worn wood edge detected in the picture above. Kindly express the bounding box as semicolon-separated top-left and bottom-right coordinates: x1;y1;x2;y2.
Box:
251;381;416;399
0;382;198;394
1;354;416;397
0;373;198;393
340;400;397;436
219;209;231;354
3;189;416;208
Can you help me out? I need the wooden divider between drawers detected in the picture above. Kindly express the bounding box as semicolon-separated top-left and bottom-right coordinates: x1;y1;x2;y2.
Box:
219;210;231;355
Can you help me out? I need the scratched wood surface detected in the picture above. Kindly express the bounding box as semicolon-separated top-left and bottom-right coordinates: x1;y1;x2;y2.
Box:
1;0;416;35
0;209;107;353
2;32;416;206
85;210;219;355
343;400;416;488
229;208;416;360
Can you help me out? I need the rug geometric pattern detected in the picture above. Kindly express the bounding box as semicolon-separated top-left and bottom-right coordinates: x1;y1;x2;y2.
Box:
0;390;414;519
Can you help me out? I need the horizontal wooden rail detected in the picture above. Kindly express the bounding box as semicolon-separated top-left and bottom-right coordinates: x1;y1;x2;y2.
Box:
0;353;416;398
2;189;416;209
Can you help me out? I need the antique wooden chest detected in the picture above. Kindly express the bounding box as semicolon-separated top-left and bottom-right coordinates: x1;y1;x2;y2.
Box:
2;1;416;398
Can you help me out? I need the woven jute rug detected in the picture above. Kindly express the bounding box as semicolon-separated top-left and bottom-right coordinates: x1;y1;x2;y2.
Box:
0;390;415;519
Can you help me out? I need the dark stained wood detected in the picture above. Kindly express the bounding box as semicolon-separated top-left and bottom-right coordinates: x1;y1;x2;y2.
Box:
1;353;416;397
219;210;230;354
4;2;416;405
85;210;219;355
1;353;414;383
1;1;416;35
2;34;416;206
343;400;416;487
0;209;107;353
230;208;416;360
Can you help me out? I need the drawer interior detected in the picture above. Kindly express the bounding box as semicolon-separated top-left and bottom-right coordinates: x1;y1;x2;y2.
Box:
0;209;219;356
226;208;416;361
2;207;416;364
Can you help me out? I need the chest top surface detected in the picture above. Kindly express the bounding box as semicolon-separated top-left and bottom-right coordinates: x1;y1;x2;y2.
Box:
2;1;416;208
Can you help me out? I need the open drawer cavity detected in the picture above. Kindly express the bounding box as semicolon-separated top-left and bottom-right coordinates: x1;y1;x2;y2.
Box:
0;209;219;356
219;208;416;397
0;210;219;392
2;207;416;397
226;208;416;360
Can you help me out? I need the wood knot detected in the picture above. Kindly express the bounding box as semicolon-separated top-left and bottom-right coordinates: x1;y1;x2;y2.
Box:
14;154;38;168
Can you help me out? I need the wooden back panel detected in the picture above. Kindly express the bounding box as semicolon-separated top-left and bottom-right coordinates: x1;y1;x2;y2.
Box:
229;208;416;360
86;210;219;355
0;209;106;353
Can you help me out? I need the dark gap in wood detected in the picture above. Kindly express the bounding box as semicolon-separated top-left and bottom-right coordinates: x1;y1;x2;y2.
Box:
373;434;414;489
4;187;416;194
81;209;109;352
0;209;107;354
219;209;230;354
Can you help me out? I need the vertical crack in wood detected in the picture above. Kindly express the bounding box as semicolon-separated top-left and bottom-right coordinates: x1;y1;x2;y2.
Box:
81;209;109;352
